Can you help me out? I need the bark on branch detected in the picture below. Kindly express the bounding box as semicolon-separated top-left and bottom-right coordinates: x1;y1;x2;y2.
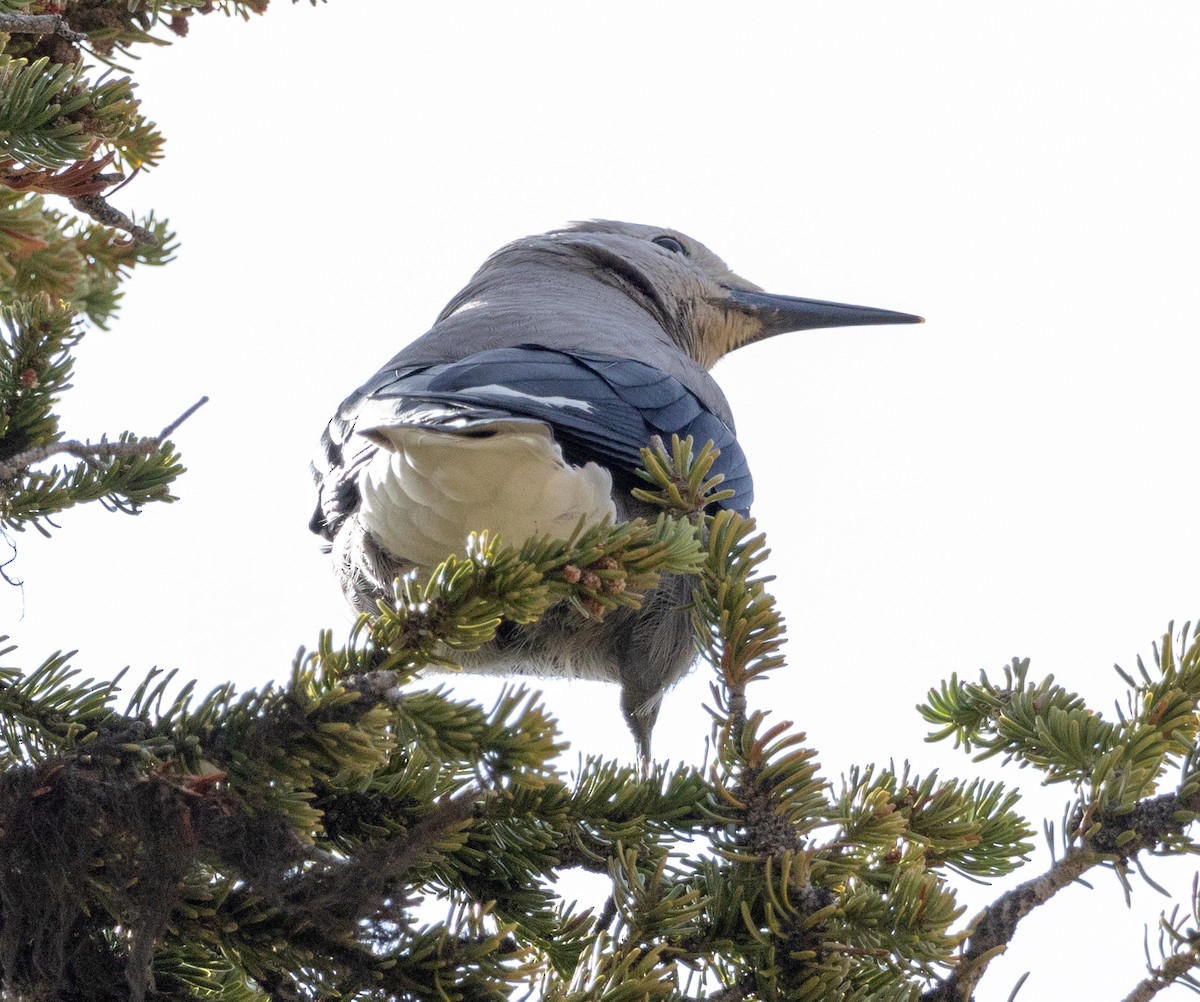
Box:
0;12;86;42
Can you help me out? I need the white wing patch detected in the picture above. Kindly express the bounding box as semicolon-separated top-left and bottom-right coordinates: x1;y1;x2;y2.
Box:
446;298;488;316
357;422;615;568
464;384;594;412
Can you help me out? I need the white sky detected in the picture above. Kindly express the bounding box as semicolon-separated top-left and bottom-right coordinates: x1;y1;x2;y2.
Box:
5;2;1200;998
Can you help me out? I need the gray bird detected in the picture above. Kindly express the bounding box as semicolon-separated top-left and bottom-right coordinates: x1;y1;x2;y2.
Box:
311;221;920;761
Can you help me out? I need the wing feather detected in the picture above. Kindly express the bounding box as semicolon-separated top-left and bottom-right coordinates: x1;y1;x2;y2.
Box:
310;345;752;541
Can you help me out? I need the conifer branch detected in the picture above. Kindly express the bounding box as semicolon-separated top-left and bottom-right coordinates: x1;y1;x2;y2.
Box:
0;433;1149;999
923;850;1093;1001
1122;951;1200;1002
0;395;208;481
1124;878;1200;1000
927;789;1200;1000
920;623;1200;999
68;193;158;246
0;12;86;43
286;785;482;933
0;152;123;198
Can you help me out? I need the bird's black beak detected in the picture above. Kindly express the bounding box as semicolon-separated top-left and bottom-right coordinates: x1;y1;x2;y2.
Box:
725;287;923;339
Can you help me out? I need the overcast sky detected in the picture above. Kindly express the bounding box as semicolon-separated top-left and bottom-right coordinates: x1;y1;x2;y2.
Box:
5;3;1200;997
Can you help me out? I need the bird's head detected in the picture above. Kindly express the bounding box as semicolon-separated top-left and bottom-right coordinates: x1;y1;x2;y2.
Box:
541;221;922;369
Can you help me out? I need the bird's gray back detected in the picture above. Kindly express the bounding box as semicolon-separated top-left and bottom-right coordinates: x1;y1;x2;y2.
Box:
376;238;738;429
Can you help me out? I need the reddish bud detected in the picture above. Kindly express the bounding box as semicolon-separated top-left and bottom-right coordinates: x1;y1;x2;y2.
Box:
562;564;582;584
19;368;37;388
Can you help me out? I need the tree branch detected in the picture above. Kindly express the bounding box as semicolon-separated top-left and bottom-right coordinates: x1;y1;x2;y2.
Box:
156;396;209;439
0;154;122;198
0;396;208;481
0;12;86;42
922;850;1093;1001
69;194;158;246
1122;950;1200;1002
285;785;481;933
925;789;1200;1001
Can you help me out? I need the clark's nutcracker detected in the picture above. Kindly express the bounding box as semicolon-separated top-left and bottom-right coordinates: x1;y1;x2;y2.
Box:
311;221;920;760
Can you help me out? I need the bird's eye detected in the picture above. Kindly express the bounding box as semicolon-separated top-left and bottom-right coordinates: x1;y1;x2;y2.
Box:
652;235;687;255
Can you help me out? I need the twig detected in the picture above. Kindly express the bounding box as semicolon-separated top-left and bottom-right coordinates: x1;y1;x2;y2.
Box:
157;396;209;439
1122;950;1200;1002
0;12;86;42
69;194;157;246
0;396;209;481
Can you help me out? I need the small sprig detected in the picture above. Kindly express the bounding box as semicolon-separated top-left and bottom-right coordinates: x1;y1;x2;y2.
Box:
633;434;736;517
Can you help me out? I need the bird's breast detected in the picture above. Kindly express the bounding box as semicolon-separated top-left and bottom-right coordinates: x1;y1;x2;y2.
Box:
357;421;617;568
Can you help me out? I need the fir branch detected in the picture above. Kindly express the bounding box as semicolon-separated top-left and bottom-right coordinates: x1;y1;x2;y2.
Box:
0;643;124;764
0;152;123;198
922;850;1092;1002
694;509;782;750
0;395;207;480
367;516;705;670
831;765;1033;881
1127;882;1200;1001
69;193;157;246
287;785;481;934
0;192;177;326
1086;790;1199;859
926;788;1199;1002
0;12;86;42
920;625;1200;999
0;58;162;174
1122;951;1200;1002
